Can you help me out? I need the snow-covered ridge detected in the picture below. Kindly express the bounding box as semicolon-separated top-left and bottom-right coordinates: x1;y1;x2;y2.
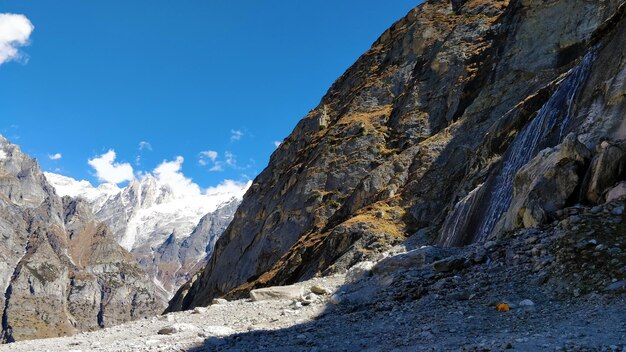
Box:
44;172;250;251
43;172;121;209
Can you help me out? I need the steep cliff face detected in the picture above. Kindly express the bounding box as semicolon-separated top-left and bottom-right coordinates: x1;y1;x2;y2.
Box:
170;0;626;310
0;136;166;342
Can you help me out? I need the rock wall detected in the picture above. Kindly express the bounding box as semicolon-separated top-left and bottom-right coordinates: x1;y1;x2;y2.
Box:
169;0;626;311
0;136;167;342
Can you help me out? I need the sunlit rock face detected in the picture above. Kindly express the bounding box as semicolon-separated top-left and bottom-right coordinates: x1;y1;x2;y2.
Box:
168;0;626;311
0;136;167;342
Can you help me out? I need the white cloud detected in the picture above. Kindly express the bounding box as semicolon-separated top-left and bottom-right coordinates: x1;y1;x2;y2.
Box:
48;153;62;160
152;156;203;198
199;150;222;171
274;140;281;148
0;14;34;65
225;151;236;167
230;129;243;142
206;179;251;196
138;141;152;151
88;150;134;184
200;150;218;161
208;162;224;172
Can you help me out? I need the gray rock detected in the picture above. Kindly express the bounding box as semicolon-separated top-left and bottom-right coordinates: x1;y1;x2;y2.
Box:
310;285;331;295
157;323;199;335
606;182;626;202
250;285;304;301
519;299;535;307
433;258;467;273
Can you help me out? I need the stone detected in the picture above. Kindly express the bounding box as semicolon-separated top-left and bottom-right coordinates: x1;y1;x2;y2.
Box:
158;323;199;335
212;298;228;305
249;285;304;301
606;182;626;202
310;285;331;295
192;307;208;314
433;258;467;273
519;299;535;307
329;294;343;305
372;247;447;275
203;326;235;337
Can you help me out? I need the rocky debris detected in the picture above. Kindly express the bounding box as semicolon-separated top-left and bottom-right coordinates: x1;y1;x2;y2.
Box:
172;0;626;310
3;200;625;351
0;136;166;342
249;285;304;302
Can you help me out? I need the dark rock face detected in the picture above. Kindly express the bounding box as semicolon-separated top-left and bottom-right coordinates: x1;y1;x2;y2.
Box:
170;0;626;311
0;136;166;342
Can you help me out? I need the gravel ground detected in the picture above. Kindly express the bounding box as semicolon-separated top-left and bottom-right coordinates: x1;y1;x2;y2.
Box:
2;201;625;352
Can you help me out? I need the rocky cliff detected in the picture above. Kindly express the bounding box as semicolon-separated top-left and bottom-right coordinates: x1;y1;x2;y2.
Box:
45;172;248;296
169;0;626;311
0;136;167;342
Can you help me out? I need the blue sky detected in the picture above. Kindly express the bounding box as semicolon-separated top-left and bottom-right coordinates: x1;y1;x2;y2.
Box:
1;1;418;189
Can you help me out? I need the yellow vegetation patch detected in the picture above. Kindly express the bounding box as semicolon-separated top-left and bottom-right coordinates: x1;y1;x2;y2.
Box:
336;105;393;131
342;202;407;238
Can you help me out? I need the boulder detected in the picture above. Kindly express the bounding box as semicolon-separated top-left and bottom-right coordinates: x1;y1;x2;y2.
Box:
433;257;467;273
583;141;626;203
203;325;236;337
249;285;304;301
499;134;590;232
157;323;199;335
606;181;626;202
310;285;331;295
372;246;449;275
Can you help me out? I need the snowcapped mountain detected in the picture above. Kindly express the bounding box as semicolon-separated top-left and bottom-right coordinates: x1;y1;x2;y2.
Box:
44;170;250;296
